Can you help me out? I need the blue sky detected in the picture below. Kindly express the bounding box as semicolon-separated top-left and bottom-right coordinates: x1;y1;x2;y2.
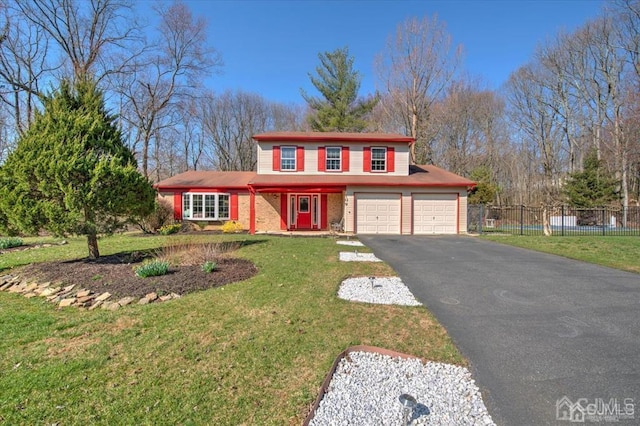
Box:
177;0;604;105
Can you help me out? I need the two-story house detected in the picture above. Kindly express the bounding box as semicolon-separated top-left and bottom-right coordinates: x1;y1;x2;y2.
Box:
154;132;475;235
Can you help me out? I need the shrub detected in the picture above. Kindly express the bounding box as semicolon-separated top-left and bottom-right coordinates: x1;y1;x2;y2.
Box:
134;198;174;233
135;260;170;278
0;237;23;249
201;261;217;273
221;220;243;233
159;223;182;235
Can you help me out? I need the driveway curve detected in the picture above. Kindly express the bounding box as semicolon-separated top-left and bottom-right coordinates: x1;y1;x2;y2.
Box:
358;235;640;425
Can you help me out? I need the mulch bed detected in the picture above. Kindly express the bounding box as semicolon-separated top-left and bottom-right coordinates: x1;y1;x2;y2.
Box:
18;254;258;299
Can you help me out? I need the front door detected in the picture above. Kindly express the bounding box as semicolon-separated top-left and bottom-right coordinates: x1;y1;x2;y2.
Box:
296;195;311;229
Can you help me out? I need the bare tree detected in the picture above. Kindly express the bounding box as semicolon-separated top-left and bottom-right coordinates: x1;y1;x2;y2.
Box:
14;0;142;83
375;15;462;164
0;4;51;135
506;63;566;234
119;0;221;178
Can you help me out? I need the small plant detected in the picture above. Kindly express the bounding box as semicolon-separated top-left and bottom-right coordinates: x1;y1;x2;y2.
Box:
196;221;208;230
201;260;217;273
159;223;181;235
0;237;23;250
221;220;243;233
135;260;170;278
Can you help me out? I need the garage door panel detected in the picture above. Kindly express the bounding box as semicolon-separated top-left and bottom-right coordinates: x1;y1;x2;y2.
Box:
356;193;401;234
413;193;457;234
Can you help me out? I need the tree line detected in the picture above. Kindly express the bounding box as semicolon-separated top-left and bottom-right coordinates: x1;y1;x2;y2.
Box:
1;0;639;212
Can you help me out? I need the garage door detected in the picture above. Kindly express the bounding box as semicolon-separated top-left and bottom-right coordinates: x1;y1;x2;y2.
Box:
413;193;457;234
356;193;401;234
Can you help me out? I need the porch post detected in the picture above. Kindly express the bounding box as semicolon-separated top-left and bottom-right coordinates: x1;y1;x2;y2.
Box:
249;189;256;234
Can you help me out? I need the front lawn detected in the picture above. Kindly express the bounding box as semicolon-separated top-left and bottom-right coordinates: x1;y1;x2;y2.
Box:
0;233;462;425
480;235;640;274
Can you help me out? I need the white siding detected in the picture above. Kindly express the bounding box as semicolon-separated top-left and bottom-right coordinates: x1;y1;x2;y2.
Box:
256;141;410;176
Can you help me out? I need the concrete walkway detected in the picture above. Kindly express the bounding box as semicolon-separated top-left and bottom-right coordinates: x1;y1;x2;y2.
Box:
359;235;640;425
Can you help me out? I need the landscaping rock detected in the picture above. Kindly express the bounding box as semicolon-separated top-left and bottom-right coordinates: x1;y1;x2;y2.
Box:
59;298;76;307
117;296;135;306
89;300;103;310
24;292;37;298
95;292;111;302
76;289;91;298
138;297;150;305
145;292;158;302
0;281;15;291
159;295;173;302
77;295;95;304
41;287;61;297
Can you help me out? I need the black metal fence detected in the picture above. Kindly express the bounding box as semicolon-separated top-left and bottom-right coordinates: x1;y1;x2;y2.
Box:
468;205;640;236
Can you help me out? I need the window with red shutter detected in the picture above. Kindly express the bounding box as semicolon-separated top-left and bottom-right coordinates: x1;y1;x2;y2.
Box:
296;146;304;171
272;146;281;171
318;146;326;171
387;147;395;172
363;147;371;172
342;147;350;172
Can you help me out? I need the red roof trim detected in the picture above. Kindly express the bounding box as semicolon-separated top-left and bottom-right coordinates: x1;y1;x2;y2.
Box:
253;132;414;144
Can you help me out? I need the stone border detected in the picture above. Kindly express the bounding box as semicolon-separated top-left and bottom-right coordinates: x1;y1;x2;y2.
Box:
0;274;180;311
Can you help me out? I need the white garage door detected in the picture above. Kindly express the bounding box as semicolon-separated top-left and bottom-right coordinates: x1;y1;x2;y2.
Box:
413;193;458;234
356;193;401;234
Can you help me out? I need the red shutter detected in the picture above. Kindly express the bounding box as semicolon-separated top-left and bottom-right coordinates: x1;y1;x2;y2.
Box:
296;146;304;171
321;194;328;229
387;147;395;173
272;146;280;171
342;147;350;172
230;193;239;220
318;146;326;172
280;194;288;230
363;147;371;172
173;192;182;220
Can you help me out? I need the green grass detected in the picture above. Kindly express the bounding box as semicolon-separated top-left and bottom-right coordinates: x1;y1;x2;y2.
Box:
480;235;640;274
0;233;462;424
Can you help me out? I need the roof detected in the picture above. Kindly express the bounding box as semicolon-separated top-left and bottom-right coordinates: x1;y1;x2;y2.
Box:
248;165;475;189
154;171;256;190
252;131;414;144
154;165;475;192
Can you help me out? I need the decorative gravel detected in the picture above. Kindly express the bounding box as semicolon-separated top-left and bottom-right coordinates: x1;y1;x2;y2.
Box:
336;240;365;247
339;251;382;262
308;351;495;426
338;276;422;306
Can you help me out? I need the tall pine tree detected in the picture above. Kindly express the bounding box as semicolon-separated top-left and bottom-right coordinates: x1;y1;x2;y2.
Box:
301;47;378;132
564;149;618;207
0;80;155;258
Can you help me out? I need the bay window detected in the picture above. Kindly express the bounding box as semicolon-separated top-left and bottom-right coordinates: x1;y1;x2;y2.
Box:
182;193;230;220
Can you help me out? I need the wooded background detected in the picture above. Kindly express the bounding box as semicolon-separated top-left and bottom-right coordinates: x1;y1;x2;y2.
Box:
0;0;638;209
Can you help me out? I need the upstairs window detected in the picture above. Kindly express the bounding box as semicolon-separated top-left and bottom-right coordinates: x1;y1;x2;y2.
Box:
371;147;387;172
280;146;296;170
326;147;341;171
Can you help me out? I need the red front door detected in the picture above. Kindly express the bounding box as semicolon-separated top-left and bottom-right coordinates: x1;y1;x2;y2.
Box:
296;195;311;229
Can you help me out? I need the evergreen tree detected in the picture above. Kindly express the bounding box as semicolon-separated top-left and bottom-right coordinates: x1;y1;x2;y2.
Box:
564;149;618;207
0;80;155;258
301;47;378;132
468;166;498;204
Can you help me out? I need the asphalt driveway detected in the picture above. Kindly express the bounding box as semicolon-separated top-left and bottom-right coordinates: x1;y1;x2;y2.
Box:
358;235;640;425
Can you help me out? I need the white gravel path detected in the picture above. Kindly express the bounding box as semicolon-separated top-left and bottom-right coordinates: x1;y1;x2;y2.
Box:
336;240;365;247
308;351;495;426
339;251;382;262
338;276;422;306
